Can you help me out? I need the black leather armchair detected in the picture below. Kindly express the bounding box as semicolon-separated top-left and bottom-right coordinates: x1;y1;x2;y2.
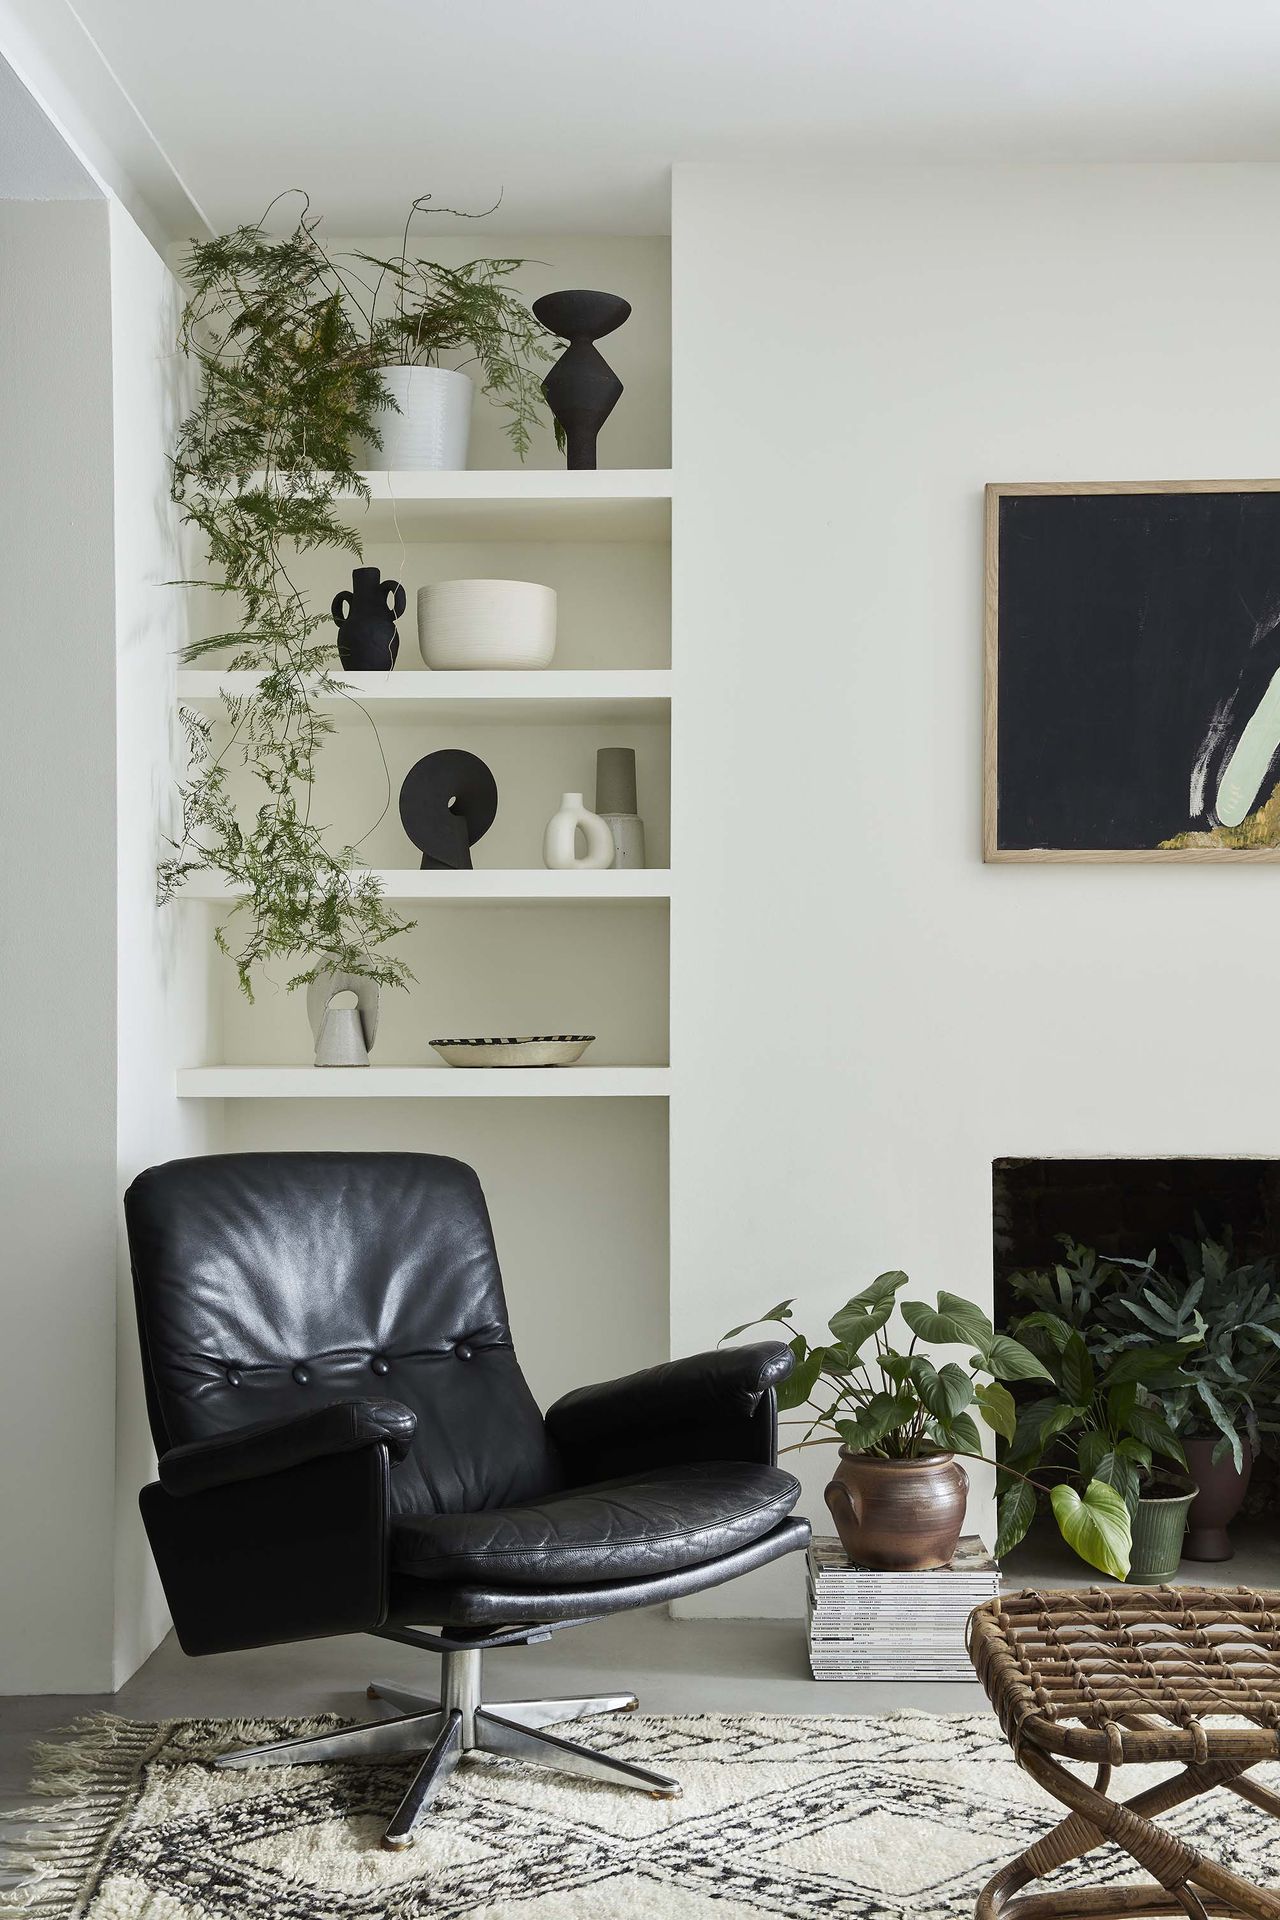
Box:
125;1152;809;1847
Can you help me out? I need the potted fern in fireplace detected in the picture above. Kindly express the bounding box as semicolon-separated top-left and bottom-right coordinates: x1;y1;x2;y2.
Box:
725;1272;1139;1579
1001;1257;1196;1583
1089;1232;1279;1560
1009;1231;1280;1568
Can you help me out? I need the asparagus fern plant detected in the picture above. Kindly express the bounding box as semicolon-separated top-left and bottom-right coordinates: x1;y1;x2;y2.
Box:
159;194;552;996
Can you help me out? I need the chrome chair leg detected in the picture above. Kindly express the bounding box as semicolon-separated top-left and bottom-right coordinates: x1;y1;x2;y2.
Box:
367;1680;442;1716
476;1708;681;1799
214;1706;445;1770
382;1711;465;1850
213;1645;681;1845
486;1691;639;1729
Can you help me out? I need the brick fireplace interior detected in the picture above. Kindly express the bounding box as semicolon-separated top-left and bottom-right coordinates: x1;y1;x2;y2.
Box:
993;1157;1280;1520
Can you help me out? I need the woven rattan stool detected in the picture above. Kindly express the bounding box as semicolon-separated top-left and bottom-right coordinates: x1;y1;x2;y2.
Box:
968;1588;1280;1920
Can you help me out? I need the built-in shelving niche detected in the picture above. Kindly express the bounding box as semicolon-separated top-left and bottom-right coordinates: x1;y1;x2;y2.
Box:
172;242;673;1405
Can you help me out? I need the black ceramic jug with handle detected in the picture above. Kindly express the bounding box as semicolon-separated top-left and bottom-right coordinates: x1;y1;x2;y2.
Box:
331;567;405;670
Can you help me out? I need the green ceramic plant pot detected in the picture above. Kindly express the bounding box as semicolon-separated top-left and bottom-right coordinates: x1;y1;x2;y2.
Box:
1127;1476;1197;1584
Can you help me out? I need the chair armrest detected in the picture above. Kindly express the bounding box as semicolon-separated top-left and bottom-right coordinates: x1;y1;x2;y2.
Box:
545;1342;793;1482
157;1398;416;1498
141;1444;392;1656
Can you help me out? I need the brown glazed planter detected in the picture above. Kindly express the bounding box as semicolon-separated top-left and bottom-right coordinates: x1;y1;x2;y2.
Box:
1182;1434;1253;1561
824;1450;969;1569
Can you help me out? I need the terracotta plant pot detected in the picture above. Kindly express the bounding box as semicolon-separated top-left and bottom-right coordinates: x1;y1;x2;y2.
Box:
1183;1435;1252;1561
824;1450;969;1570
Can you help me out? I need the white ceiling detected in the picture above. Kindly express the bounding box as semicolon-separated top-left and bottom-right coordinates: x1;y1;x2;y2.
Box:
46;0;1280;234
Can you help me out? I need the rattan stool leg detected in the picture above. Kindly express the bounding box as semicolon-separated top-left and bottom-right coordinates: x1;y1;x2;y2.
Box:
976;1747;1280;1920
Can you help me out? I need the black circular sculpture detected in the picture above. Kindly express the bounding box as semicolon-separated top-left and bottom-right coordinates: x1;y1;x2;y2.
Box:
531;289;631;471
398;750;497;871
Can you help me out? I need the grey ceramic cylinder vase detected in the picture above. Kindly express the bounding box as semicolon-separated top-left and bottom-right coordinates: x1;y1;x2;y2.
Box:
595;746;646;869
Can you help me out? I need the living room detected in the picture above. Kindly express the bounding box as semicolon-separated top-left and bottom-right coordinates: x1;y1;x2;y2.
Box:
2;4;1280;1914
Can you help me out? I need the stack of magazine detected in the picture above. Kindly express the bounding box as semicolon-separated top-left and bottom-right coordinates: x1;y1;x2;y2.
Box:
807;1534;1000;1681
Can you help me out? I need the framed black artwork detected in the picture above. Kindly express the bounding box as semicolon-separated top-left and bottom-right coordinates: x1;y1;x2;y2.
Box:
984;481;1280;860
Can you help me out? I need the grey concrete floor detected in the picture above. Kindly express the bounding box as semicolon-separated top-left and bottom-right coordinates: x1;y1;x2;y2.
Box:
0;1609;987;1805
4;1521;1277;1804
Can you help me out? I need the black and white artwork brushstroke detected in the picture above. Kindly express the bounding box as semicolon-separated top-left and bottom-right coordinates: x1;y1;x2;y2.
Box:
986;484;1280;857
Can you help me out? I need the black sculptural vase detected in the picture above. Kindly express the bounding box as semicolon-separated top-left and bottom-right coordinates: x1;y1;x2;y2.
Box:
531;289;631;471
399;750;498;871
331;567;405;671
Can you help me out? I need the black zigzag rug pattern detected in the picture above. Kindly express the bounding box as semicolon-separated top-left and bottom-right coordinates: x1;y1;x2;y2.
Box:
3;1711;1278;1919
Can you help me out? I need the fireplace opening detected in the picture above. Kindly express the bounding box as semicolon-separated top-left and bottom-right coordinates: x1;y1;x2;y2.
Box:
992;1157;1280;1531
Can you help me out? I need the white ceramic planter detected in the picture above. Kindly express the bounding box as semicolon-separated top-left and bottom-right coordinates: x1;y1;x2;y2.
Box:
362;366;472;471
417;579;558;670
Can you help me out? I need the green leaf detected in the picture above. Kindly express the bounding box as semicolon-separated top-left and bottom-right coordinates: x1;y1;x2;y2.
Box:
1060;1332;1094;1406
985;1333;1055;1384
859;1270;910;1303
1038;1402;1084;1443
901;1291;994;1351
975;1381;1016;1442
837;1390;915;1452
994;1479;1038;1558
1124;1404;1187;1467
935;1411;984;1456
1193;1380;1244;1470
723;1300;795;1340
1106;1381;1139;1427
1050;1479;1131;1579
1089;1450;1141;1513
1076;1429;1110;1481
776;1341;826;1411
914;1359;975;1420
827;1299;893;1351
1104;1346;1194;1389
1012;1311;1073;1354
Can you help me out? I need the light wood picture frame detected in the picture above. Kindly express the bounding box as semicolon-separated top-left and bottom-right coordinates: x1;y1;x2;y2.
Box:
984;480;1280;862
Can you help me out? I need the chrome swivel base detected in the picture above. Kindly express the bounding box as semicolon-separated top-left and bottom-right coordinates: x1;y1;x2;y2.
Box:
213;1646;680;1850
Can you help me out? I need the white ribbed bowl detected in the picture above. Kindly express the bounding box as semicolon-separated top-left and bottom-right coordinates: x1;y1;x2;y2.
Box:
361;366;472;471
417;579;558;670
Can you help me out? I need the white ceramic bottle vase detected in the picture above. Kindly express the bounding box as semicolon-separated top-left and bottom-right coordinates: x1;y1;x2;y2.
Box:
543;792;615;870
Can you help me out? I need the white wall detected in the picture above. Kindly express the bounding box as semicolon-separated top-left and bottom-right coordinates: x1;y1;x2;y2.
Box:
110;197;219;1686
0;191;211;1693
0;200;119;1689
670;163;1280;1613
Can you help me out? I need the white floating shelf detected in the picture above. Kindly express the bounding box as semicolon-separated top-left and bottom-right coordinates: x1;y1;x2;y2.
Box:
175;668;672;725
250;469;672;542
176;1067;672;1099
177;868;671;903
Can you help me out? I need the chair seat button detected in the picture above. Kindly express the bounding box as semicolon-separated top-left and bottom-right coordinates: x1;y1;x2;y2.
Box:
226;1367;242;1387
293;1364;311;1385
456;1343;473;1361
371;1355;390;1376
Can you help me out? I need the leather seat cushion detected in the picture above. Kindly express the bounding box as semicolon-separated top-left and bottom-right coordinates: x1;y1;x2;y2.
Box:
390;1460;802;1588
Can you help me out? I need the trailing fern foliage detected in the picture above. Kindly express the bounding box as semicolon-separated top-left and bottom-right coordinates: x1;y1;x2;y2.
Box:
159;195;552;997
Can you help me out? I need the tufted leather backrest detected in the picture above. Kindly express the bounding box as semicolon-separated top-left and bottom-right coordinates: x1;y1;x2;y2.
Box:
124;1152;561;1517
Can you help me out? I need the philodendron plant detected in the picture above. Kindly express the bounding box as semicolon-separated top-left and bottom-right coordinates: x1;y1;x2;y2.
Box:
997;1304;1192;1562
726;1271;1137;1578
